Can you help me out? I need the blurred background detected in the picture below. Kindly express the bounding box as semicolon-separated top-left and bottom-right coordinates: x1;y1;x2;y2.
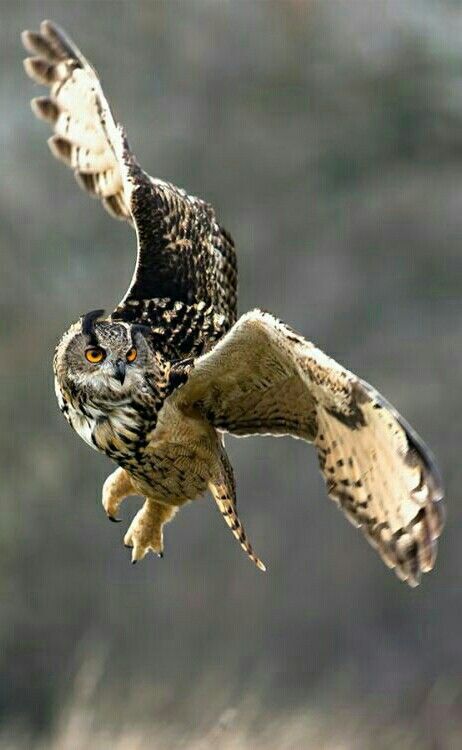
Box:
1;1;462;747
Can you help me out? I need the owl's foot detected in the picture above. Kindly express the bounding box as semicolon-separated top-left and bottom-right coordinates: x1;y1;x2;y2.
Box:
102;467;134;521
124;499;178;563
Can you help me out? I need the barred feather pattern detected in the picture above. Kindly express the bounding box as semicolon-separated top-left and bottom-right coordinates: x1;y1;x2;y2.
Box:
316;387;444;587
209;442;266;572
24;22;445;585
22;21;238;337
210;483;267;572
112;297;230;361
22;21;131;220
177;310;445;586
115;146;237;322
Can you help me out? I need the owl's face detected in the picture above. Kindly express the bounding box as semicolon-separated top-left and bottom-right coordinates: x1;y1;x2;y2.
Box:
55;314;161;405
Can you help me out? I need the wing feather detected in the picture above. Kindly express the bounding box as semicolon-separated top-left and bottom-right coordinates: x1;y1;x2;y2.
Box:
22;21;130;220
23;21;237;342
176;309;444;586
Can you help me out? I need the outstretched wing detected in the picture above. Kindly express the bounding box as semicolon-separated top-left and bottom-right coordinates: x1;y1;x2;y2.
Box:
22;21;131;221
22;21;237;352
175;310;444;586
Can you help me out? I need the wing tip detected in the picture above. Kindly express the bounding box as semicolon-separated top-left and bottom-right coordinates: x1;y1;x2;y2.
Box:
40;19;77;59
74;171;98;198
21;29;35;52
30;96;59;123
23;56;49;83
319;381;445;588
47;134;72;165
380;492;444;587
22;21;83;73
102;194;129;220
40;19;59;35
361;379;445;585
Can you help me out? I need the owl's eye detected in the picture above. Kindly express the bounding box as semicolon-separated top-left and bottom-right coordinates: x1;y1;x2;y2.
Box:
126;347;137;363
85;347;106;364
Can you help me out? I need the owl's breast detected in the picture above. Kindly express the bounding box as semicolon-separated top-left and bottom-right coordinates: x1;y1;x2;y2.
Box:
55;377;218;506
54;377;98;450
55;376;149;458
70;407;99;450
91;402;149;460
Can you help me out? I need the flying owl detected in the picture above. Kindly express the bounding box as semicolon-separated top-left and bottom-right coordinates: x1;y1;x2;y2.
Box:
22;21;444;586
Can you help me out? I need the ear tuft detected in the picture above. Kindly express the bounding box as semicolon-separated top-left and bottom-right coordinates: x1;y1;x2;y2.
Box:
80;309;106;345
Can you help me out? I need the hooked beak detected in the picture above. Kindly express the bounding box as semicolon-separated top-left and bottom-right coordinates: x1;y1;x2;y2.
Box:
113;359;126;385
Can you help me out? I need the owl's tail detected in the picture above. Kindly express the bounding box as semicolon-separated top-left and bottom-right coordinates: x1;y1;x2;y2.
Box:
209;449;266;572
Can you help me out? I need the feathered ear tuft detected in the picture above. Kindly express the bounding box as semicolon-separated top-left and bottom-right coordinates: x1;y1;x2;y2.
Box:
80;309;105;345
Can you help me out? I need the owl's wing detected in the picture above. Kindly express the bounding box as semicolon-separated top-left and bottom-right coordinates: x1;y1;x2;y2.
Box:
22;21;237;340
175;310;444;587
22;21;131;222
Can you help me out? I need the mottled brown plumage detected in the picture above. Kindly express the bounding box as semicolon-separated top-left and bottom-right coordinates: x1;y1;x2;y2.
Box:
23;21;444;585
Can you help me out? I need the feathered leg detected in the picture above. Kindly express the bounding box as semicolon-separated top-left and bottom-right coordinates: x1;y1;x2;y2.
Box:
102;466;134;522
209;449;266;572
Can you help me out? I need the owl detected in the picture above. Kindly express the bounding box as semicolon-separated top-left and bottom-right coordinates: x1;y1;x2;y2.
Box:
22;21;444;586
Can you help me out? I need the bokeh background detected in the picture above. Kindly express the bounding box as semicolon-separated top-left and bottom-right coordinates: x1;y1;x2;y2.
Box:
1;1;462;747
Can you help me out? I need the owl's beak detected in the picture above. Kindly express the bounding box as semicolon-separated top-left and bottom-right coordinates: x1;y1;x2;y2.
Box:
113;359;126;385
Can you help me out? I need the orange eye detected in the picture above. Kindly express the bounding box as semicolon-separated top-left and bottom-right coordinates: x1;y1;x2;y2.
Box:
126;347;137;363
85;347;105;364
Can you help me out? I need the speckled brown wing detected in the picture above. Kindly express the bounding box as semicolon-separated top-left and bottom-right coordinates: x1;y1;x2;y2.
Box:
176;310;445;586
22;21;237;356
109;133;237;354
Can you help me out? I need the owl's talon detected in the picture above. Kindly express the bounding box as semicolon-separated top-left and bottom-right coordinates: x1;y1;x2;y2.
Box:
122;499;175;563
102;467;133;523
130;543;149;564
124;543;133;549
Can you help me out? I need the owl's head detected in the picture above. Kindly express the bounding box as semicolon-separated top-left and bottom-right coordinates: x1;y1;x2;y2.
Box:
54;309;164;404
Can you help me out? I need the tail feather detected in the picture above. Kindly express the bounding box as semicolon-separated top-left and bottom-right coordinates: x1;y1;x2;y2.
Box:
209;479;266;572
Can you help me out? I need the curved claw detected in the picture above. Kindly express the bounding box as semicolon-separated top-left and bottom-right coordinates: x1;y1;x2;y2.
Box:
123;500;174;563
124;543;133;549
108;515;122;523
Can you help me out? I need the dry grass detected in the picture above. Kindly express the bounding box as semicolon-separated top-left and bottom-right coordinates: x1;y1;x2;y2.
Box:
1;661;460;750
1;707;459;750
